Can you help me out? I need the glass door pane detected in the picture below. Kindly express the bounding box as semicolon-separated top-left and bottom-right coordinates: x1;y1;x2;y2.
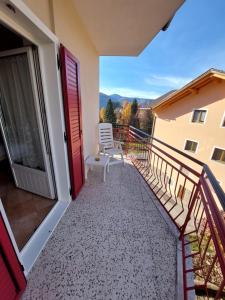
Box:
0;53;45;171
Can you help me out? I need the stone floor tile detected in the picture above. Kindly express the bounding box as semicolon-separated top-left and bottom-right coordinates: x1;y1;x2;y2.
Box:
22;163;177;300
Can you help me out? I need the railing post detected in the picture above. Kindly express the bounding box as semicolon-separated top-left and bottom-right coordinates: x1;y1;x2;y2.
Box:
125;125;129;155
179;172;203;240
121;125;225;299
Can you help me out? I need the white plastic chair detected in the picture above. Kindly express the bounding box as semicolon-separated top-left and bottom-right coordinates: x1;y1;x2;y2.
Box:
98;123;124;165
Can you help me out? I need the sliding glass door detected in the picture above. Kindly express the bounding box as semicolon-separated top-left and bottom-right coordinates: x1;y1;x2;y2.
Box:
0;47;55;199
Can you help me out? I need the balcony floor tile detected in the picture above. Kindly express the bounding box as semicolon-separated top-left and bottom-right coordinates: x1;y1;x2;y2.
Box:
22;162;177;300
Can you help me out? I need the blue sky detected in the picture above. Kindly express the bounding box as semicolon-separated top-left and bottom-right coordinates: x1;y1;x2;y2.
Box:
100;0;225;99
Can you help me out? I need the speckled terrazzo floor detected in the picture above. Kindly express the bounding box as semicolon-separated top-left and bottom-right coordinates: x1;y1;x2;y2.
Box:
22;162;177;300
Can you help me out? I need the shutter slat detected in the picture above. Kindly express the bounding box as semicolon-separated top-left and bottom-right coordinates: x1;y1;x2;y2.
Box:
60;45;84;199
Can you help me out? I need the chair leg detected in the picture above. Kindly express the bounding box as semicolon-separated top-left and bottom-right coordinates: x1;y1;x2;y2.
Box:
85;165;88;180
103;165;106;182
121;153;125;166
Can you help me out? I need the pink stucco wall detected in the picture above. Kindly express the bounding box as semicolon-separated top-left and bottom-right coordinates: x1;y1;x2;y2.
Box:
154;79;225;191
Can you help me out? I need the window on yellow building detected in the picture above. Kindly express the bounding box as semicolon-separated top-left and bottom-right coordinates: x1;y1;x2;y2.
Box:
211;148;225;164
184;140;198;153
192;109;207;123
222;116;225;127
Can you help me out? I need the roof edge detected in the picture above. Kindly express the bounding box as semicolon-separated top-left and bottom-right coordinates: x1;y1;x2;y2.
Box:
151;68;225;111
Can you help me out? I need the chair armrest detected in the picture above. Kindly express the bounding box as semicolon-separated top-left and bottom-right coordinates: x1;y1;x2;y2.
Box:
113;140;122;150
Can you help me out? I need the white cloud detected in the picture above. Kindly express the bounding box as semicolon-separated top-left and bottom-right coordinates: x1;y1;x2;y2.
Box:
100;87;161;99
145;74;192;89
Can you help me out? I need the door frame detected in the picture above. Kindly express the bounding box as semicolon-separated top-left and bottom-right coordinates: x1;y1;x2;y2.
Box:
0;0;72;274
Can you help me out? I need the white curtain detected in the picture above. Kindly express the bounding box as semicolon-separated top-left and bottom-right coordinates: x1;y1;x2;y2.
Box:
0;53;45;170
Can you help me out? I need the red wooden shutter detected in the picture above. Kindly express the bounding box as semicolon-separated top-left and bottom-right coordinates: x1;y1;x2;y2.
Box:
0;213;26;299
60;45;84;199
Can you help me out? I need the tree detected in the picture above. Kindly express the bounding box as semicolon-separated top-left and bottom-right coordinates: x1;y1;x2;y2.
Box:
130;99;139;128
138;108;154;134
99;107;106;123
105;99;116;124
120;101;132;125
112;101;121;110
131;99;138;115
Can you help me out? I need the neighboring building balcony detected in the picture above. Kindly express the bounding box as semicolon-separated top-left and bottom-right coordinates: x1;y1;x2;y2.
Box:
23;126;225;300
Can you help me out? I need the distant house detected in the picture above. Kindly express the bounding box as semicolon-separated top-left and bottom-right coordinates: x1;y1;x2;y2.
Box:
152;69;225;191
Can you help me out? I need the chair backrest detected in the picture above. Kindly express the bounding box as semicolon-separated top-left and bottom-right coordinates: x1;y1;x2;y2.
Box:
98;123;114;149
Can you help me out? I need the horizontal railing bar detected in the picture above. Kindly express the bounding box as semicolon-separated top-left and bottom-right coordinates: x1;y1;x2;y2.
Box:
186;286;196;291
129;125;151;137
200;177;225;248
186;266;203;273
144;146;198;185
203;165;225;210
199;189;225;276
129;132;201;178
128;126;225;211
184;231;197;237
129;127;205;166
116;123;225;299
128;130;149;142
184;239;198;246
148;141;201;178
185;252;200;259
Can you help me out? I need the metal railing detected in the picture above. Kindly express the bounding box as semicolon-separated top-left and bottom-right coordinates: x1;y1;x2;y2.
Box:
113;124;225;299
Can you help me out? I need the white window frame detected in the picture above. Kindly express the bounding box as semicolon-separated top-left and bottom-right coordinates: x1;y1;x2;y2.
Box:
190;108;208;125
210;146;225;165
220;112;225;128
183;139;199;153
0;0;71;275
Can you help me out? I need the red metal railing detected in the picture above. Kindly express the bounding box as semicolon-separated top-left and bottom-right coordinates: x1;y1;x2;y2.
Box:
113;124;225;299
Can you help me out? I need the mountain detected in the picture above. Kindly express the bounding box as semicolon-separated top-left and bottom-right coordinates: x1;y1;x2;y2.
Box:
99;92;155;108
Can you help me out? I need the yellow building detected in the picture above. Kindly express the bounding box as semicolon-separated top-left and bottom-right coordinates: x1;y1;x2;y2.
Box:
152;69;225;190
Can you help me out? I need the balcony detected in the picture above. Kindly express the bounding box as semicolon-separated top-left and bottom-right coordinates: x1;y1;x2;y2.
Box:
22;161;178;299
22;126;225;300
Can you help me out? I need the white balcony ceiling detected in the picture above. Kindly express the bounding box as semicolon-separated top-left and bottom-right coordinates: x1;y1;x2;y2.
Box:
72;0;184;56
